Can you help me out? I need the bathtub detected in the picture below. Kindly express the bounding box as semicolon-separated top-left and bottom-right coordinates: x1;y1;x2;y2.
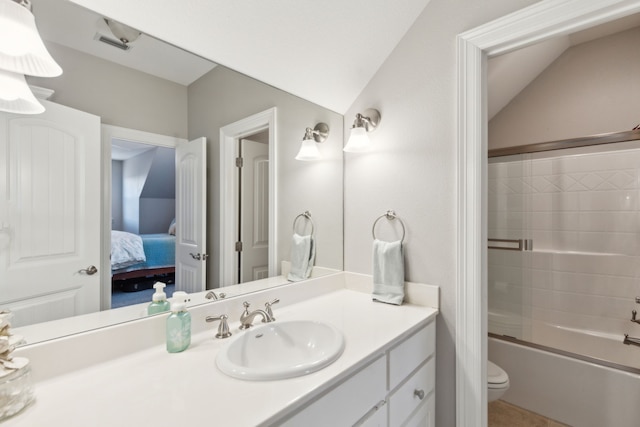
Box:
489;310;640;371
489;335;640;427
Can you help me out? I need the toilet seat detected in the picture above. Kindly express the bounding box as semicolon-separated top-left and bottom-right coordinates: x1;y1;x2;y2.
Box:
487;360;509;388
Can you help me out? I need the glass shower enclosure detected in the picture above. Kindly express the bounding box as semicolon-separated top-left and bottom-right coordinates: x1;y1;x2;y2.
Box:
488;130;640;373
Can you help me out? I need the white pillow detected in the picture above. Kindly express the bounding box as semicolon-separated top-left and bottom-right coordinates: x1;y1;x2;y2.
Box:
168;218;176;235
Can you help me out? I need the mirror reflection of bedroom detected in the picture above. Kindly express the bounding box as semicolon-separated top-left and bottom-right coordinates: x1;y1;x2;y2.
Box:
110;138;176;308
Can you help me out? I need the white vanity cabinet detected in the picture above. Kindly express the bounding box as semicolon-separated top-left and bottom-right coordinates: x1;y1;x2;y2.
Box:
277;319;436;427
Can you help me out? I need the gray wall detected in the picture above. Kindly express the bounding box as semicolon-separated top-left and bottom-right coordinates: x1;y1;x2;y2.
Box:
27;42;188;138
122;147;176;234
139;199;175;234
122;150;154;234
343;0;539;425
489;26;640;149
188;66;344;288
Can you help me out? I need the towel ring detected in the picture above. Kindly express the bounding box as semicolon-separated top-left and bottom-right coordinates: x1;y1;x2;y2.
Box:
293;211;315;236
372;210;405;243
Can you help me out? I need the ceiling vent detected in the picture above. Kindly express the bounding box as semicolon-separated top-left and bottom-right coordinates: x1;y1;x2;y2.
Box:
94;33;131;51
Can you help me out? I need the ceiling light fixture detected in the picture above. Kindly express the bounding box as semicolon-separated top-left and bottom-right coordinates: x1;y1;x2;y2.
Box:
295;123;329;161
104;19;142;45
343;109;381;152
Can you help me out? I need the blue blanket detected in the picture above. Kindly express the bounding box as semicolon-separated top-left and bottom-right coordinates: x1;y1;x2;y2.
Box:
112;233;175;273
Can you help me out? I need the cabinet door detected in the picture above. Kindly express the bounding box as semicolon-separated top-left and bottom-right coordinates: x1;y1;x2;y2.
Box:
280;355;387;427
403;393;435;427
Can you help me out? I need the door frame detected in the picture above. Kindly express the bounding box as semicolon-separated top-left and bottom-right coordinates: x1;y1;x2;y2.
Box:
219;108;277;287
100;124;186;311
456;0;640;426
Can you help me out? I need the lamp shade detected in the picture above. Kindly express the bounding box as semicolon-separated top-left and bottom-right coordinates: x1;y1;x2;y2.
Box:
0;69;44;114
343;126;370;152
295;139;321;161
0;0;62;77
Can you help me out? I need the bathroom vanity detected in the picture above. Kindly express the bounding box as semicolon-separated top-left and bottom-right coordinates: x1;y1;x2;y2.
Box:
4;272;438;426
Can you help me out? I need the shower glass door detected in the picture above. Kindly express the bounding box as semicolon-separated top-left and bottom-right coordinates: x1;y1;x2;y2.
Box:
488;153;533;341
488;138;640;372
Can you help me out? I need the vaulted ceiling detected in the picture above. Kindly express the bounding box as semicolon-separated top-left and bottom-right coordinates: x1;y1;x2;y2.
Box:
48;0;433;114
34;1;640;116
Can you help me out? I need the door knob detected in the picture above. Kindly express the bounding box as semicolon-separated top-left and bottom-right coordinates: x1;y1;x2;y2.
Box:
79;265;98;275
190;253;201;260
414;389;425;400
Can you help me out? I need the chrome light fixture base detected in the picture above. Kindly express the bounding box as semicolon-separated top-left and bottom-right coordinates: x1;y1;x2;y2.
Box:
355;108;381;132
307;122;329;143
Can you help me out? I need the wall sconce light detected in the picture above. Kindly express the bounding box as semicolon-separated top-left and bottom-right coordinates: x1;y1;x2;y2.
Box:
0;0;63;114
343;108;381;152
295;122;329;161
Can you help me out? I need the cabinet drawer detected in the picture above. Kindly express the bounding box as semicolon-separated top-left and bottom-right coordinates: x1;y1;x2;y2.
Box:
280;355;387;427
388;321;435;390
388;356;435;427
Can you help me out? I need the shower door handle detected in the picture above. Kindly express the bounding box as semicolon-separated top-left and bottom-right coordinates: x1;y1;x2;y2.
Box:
488;238;533;251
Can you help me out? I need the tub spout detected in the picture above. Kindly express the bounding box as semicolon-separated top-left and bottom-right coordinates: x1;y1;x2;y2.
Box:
623;334;640;347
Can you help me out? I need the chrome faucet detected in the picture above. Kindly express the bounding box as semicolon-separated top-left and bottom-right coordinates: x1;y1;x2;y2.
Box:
239;301;273;329
205;291;226;300
206;314;232;339
264;298;280;321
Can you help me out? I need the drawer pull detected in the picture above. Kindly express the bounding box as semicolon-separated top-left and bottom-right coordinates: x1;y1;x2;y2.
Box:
414;389;425;400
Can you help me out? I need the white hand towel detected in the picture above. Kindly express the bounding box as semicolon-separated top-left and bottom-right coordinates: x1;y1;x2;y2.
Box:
287;233;316;282
372;239;405;305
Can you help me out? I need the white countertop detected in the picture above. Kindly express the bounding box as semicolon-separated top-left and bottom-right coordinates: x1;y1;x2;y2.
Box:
4;274;437;427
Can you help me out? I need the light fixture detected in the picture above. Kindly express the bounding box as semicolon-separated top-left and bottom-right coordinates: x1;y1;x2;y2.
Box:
343;108;381;152
104;19;142;45
295;123;329;161
0;0;62;77
0;68;44;114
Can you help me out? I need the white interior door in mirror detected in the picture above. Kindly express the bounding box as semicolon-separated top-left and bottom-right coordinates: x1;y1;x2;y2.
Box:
0;101;101;327
175;137;207;294
240;139;269;282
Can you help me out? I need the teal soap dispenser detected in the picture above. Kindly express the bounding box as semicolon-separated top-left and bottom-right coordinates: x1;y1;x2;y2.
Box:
166;292;191;353
147;282;170;315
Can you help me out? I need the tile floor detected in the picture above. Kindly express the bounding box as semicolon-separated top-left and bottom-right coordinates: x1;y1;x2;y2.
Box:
488;400;571;427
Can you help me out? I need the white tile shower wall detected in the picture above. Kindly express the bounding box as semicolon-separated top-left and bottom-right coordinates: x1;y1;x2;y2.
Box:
488;147;640;364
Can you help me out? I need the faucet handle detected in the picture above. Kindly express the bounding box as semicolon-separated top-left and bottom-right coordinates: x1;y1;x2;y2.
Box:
264;298;280;321
206;314;232;339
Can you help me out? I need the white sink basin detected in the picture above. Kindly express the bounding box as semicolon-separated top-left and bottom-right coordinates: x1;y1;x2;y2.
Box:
216;320;345;380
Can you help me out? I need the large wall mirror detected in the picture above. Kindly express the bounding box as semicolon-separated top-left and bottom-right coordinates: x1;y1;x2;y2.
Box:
0;0;344;345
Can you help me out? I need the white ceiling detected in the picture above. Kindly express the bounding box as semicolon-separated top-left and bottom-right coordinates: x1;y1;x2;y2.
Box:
32;0;216;86
488;12;640;120
29;1;640;118
61;0;432;114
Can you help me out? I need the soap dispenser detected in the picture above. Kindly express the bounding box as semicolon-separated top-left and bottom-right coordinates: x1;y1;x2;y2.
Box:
166;291;191;353
147;282;170;315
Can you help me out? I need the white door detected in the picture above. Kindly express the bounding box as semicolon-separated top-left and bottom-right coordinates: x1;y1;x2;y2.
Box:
239;139;269;282
0;101;101;327
175;137;207;293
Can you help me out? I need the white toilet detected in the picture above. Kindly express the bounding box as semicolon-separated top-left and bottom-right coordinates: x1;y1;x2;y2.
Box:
487;360;510;402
